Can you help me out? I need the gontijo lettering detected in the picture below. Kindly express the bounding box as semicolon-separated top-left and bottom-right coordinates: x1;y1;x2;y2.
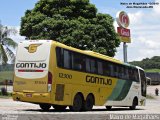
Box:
86;75;112;85
16;63;47;68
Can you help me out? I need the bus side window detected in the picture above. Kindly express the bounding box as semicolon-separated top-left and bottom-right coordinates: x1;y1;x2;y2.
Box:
56;47;63;67
90;59;97;73
134;69;139;82
123;67;129;80
85;57;97;74
86;58;91;72
113;64;118;78
128;68;133;80
118;66;122;79
63;50;71;69
121;66;125;79
103;62;111;76
97;61;103;75
72;53;85;71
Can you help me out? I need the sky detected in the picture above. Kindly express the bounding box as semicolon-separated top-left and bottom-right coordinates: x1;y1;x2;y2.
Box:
0;0;159;62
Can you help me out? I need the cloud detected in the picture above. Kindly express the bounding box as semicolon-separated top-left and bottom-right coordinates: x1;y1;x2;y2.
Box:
114;2;160;62
153;0;160;14
128;11;144;25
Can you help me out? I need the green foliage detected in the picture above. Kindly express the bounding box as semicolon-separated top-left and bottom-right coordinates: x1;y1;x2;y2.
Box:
0;71;13;82
145;69;160;73
0;64;14;71
20;0;120;56
0;89;12;98
130;56;160;70
0;24;17;64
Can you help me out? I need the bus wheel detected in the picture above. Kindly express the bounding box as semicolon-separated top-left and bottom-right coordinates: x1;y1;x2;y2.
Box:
83;94;94;111
130;98;138;110
106;106;112;110
53;105;67;111
69;93;83;112
39;104;51;111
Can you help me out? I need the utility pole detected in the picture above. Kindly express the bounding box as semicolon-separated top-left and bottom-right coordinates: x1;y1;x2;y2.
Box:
123;42;127;62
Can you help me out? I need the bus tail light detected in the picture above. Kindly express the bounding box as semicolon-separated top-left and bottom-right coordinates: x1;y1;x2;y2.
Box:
48;72;52;92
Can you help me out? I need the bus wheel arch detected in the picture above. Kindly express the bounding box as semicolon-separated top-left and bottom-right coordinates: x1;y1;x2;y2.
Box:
106;106;112;110
83;93;95;111
39;103;51;111
130;96;138;110
69;92;84;111
52;105;67;111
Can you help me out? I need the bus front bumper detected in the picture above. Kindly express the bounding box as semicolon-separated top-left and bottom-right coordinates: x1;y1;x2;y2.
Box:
12;92;51;104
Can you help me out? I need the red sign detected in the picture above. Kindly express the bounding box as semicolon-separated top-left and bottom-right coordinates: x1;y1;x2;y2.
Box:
116;11;130;28
117;27;130;37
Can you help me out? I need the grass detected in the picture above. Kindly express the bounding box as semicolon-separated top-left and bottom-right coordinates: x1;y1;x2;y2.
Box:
0;71;13;82
145;69;160;73
0;91;12;99
0;95;12;99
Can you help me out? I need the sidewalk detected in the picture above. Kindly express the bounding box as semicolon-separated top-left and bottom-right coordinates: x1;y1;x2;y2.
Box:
147;85;160;100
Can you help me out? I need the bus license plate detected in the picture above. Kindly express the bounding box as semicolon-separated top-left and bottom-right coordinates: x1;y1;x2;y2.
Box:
26;94;32;97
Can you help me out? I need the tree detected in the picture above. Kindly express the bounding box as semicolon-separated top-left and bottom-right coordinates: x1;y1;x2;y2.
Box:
0;23;17;65
20;0;120;56
130;56;160;69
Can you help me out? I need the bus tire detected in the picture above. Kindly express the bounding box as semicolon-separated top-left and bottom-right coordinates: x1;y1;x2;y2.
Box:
106;106;112;110
39;104;51;111
83;94;94;111
53;105;67;111
130;97;138;110
69;93;83;112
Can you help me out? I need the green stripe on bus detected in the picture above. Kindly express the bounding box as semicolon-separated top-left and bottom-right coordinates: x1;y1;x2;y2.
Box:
108;80;132;101
114;80;132;100
108;80;126;100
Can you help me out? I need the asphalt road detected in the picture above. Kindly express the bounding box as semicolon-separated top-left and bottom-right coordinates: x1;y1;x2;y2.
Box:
0;85;160;120
0;97;160;120
0;97;160;114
